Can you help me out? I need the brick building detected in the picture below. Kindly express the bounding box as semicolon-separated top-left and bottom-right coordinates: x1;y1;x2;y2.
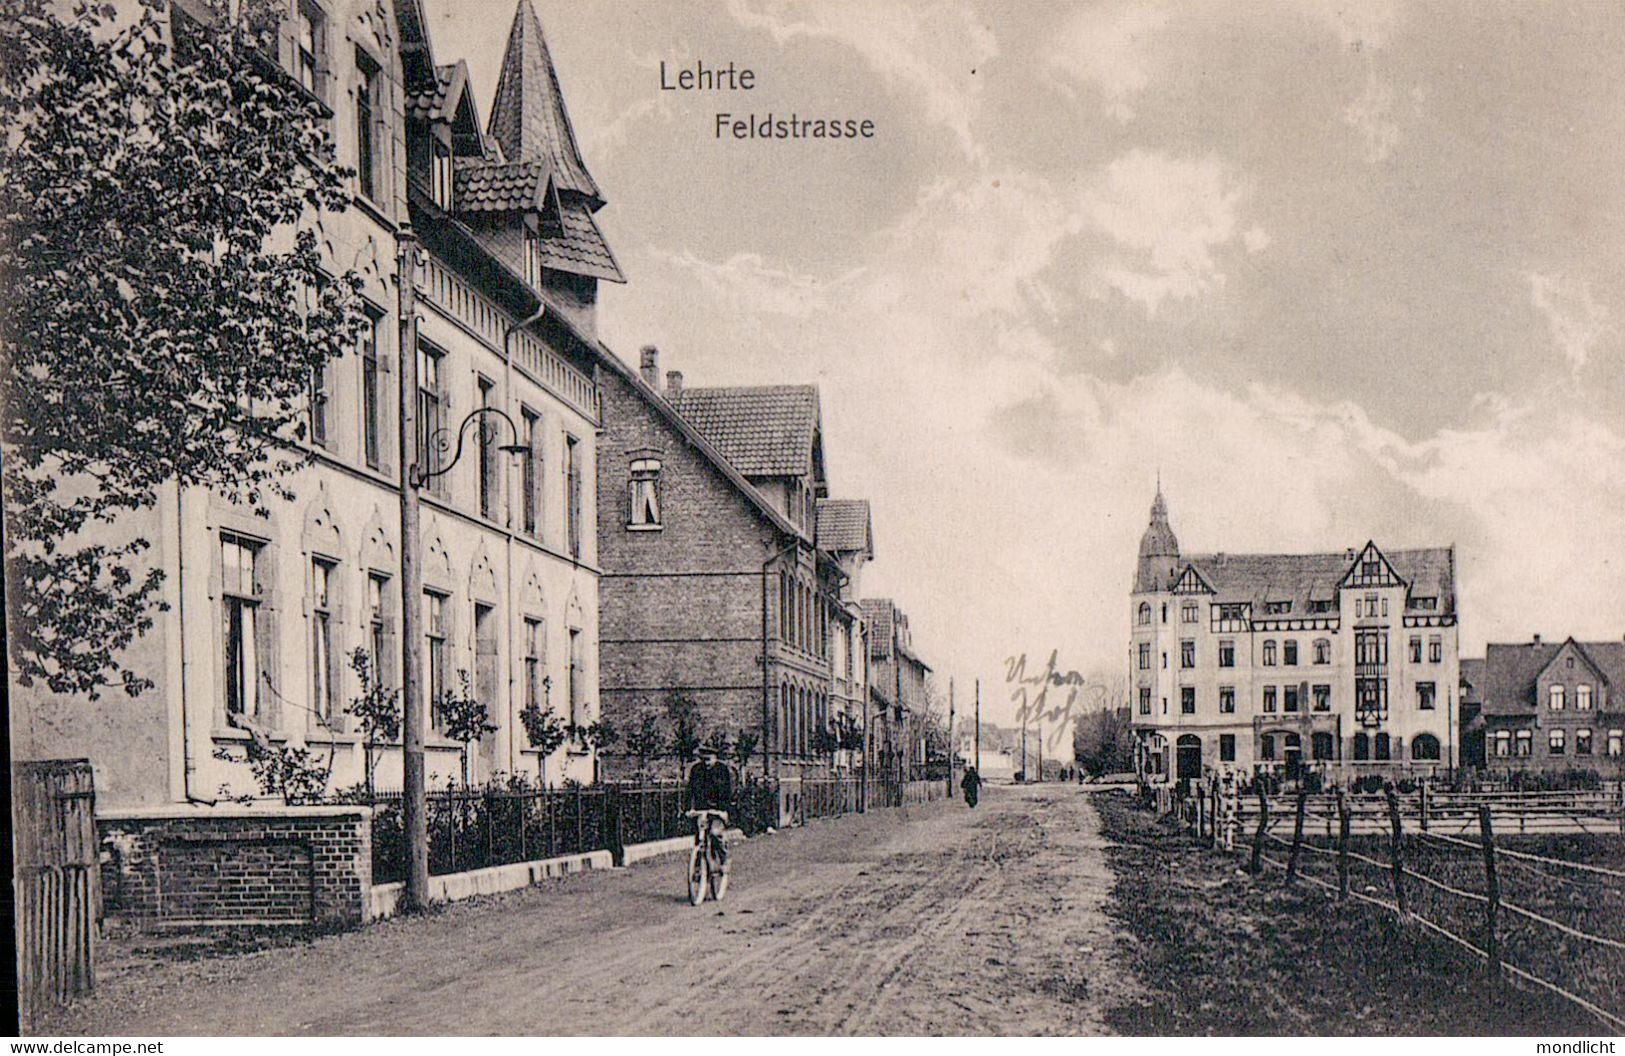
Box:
1129;488;1459;785
595;349;875;780
10;0;619;805
1472;637;1625;773
861;598;933;781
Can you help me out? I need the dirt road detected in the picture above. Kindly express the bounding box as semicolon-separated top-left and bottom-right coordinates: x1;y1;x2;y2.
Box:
46;784;1137;1036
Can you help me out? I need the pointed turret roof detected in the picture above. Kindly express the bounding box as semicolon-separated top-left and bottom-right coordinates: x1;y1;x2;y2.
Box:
487;0;602;205
1139;486;1179;560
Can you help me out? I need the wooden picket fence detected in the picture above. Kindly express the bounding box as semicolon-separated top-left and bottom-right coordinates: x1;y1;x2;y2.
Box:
13;760;99;1029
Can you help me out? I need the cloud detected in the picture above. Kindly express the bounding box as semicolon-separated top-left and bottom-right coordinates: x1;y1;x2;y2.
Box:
1081;150;1249;313
1043;2;1172;122
605;159;1624;708
1315;0;1399;52
1342;73;1402;163
723;0;997;162
649;248;858;320
1529;271;1613;374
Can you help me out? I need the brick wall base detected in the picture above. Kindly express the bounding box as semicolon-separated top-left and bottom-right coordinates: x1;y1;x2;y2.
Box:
98;805;372;929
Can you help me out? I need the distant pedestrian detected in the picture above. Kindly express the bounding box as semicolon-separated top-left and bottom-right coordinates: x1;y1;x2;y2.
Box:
961;765;981;808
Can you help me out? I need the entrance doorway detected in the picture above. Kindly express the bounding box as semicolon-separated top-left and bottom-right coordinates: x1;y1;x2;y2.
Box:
1176;735;1203;782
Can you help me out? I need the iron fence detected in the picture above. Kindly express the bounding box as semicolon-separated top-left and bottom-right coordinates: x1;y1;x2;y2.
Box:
367;776;780;883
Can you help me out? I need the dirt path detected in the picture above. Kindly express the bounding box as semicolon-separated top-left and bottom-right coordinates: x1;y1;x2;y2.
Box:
45;784;1137;1036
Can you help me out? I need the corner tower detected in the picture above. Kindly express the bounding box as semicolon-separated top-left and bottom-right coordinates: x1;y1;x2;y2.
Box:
1135;485;1181;594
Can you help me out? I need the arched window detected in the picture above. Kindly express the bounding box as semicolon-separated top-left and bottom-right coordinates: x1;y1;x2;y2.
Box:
1313;638;1331;665
1353;732;1370;761
1374;732;1391;761
1262;640;1278;666
1412;734;1441;761
1137;602;1152;626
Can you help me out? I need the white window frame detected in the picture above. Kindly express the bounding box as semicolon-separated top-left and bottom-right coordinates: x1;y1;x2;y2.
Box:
628;457;662;529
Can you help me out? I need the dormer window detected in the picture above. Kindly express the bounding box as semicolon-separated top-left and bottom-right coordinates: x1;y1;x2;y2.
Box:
524;227;542;288
1265;600;1291;615
431;141;453;210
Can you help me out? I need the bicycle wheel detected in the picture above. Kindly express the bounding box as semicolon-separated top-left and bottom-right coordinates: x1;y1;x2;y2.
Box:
706;838;728;901
687;844;707;905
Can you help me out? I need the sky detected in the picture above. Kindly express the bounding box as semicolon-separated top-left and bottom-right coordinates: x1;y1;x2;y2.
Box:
422;0;1625;728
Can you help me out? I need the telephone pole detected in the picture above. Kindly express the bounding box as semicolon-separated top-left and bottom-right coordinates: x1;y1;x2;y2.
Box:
974;678;981;772
946;678;955;797
396;227;428;911
1021;702;1028;782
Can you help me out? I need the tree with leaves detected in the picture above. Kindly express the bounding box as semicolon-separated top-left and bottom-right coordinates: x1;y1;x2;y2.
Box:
1072;706;1133;778
439;670;497;788
732;729;759;772
666;691;701;770
0;0;367;701
345;648;401;800
519;699;568;787
624;711;667;775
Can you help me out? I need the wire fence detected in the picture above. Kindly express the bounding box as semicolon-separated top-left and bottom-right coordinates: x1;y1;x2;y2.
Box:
1160;782;1625;1032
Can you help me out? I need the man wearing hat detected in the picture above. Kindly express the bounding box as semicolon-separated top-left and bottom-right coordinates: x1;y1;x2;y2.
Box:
687;745;735;867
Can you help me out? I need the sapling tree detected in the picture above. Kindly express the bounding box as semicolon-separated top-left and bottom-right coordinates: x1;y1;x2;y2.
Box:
667;691;701;769
519;698;567;787
345;648;400;799
439;670;497;788
732;729;759;772
624;711;667;775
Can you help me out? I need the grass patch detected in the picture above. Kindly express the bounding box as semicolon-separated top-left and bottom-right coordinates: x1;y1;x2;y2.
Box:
1093;790;1602;1035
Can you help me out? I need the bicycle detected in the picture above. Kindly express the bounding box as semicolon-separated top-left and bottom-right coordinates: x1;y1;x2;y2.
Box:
684;808;730;905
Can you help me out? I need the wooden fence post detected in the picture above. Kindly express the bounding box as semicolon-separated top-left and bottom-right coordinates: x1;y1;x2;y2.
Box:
1419;782;1429;832
1336;786;1350;900
1286;788;1308;883
1250;783;1269;875
1385;785;1407;915
1208;778;1220;849
1479;804;1501;979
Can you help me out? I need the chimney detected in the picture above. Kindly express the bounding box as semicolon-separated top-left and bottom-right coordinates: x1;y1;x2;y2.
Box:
666;370;683;397
1345;548;1357;562
639;345;660;391
1532;634;1542;645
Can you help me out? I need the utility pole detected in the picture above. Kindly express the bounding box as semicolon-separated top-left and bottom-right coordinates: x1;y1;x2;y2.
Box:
974;678;981;772
947;678;955;798
1021;704;1028;782
396;227;428;911
1037;711;1043;783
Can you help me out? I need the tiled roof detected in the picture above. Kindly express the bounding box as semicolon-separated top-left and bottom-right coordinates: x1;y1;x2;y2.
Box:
672;386;820;478
1480;639;1625;716
487;0;601;202
597;351;808;544
1460;658;1485;706
454;160;547;212
861;599;894;659
407;63;461;121
817;499;873;556
538;199;624;282
1180;546;1456;615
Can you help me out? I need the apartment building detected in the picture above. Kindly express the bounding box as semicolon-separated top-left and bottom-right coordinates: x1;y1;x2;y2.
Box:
1129;488;1459;785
